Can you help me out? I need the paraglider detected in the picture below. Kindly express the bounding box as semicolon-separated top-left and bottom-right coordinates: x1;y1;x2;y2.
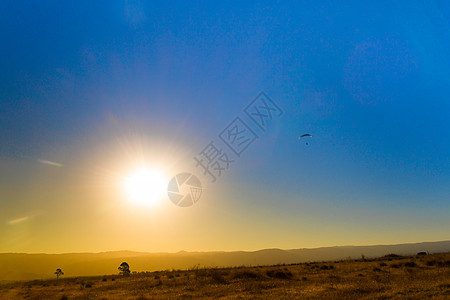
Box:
298;134;312;145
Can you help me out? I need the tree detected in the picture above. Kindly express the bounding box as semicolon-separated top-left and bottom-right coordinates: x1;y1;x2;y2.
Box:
54;268;64;280
118;262;131;276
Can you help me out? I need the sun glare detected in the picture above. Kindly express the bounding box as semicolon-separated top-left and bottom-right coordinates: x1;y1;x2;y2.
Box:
123;168;167;206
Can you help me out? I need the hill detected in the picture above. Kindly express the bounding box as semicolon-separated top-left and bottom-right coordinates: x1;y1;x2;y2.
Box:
1;240;449;281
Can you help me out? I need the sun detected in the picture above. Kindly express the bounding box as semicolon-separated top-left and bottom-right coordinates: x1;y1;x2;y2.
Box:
123;167;167;206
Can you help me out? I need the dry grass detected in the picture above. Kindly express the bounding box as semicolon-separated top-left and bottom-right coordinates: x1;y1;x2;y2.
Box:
0;252;449;299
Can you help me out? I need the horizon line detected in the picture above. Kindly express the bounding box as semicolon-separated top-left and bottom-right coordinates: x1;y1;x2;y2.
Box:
1;239;449;256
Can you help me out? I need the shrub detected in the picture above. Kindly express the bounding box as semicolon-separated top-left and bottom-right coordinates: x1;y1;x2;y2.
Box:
232;270;263;280
379;262;387;267
437;260;450;267
426;260;436;266
266;269;293;279
403;261;416;267
210;269;228;284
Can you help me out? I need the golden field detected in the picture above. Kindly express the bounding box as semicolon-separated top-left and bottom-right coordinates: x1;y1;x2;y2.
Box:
1;252;449;299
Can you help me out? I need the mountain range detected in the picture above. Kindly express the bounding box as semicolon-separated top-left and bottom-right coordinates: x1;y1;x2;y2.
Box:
1;240;449;281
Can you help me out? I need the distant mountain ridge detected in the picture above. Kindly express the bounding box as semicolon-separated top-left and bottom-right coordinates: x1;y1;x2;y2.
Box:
1;240;449;281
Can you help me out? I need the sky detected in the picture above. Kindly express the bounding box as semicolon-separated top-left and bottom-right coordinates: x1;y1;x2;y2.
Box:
0;1;449;253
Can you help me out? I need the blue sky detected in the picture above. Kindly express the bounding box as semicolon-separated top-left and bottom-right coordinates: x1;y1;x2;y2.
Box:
0;1;449;252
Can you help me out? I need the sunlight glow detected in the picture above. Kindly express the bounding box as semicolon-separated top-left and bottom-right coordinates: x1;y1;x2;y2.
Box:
123;168;167;206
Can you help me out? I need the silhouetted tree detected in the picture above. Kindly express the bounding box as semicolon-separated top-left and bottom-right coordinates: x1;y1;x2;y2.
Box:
118;262;130;276
54;268;64;280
